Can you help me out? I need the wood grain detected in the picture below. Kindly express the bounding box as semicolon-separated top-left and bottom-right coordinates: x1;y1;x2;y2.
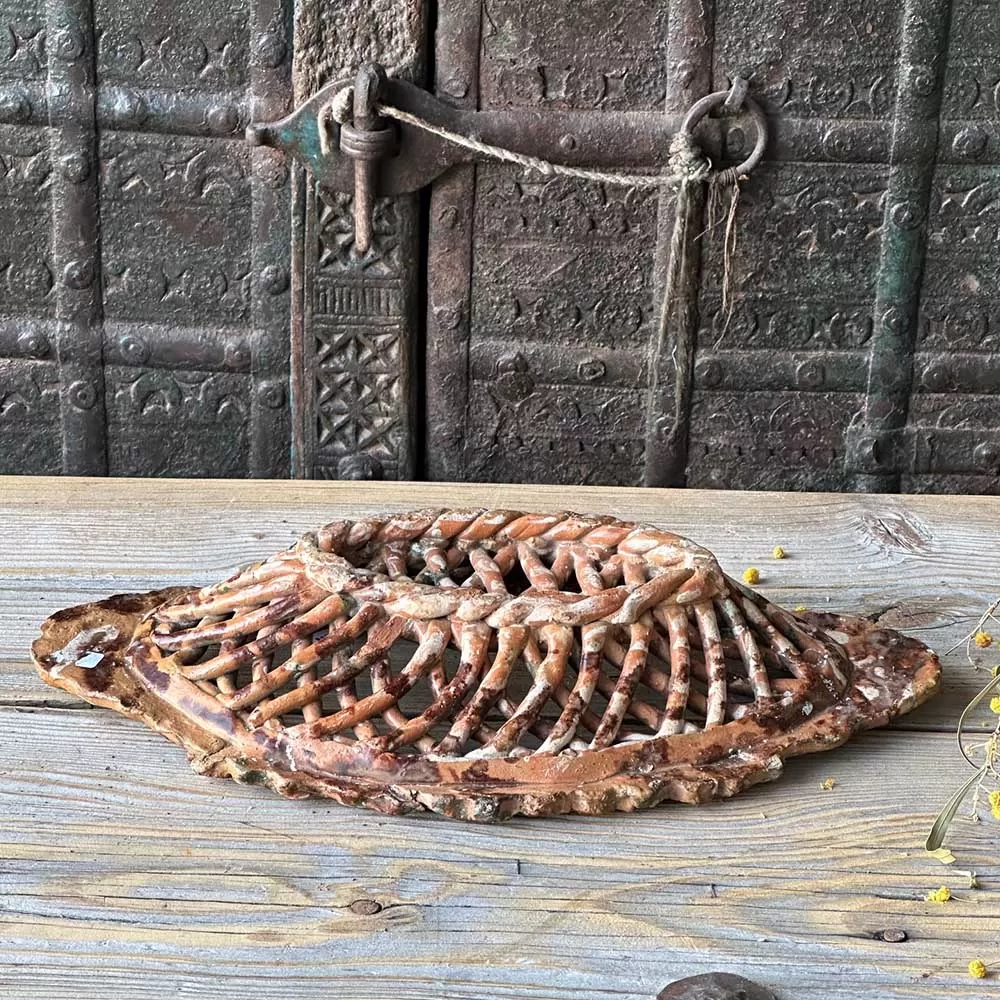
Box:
1;477;998;999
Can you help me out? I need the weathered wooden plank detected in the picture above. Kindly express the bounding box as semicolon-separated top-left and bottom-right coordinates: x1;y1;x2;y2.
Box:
2;478;997;729
1;477;999;1000
0;706;997;1000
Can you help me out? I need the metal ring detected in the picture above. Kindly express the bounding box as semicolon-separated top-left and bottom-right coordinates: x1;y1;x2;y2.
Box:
680;89;769;178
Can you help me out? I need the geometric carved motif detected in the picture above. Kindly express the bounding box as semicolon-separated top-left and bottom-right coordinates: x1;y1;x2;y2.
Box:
99;133;253;329
314;329;401;461
105;366;251;477
299;172;414;479
316;188;401;275
113;368;250;422
0;358;61;474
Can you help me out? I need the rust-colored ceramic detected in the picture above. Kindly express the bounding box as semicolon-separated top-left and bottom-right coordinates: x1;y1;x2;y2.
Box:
33;509;940;820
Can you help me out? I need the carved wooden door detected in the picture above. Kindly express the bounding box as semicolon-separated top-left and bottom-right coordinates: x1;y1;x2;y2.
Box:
419;0;1000;493
1;0;998;494
0;0;293;476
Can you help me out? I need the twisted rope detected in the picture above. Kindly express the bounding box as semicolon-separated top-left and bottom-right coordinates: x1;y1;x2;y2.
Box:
324;86;714;190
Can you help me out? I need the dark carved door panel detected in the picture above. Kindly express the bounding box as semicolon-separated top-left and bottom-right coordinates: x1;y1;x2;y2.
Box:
424;0;1000;494
0;0;430;480
427;1;668;487
1;0;998;493
0;0;291;477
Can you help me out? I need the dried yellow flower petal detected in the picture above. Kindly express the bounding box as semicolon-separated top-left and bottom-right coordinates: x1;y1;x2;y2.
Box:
989;789;1000;821
742;567;760;585
772;546;786;559
989;695;1000;715
968;959;987;979
974;631;993;649
926;886;952;903
821;777;836;791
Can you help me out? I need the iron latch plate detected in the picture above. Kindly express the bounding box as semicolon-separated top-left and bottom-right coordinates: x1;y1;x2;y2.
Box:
247;74;727;197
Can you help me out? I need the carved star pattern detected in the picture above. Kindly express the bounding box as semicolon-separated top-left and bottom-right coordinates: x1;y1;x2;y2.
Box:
315;330;397;374
315;332;400;453
315;188;400;276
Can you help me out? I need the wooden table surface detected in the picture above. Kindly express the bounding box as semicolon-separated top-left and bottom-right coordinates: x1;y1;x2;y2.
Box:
1;477;998;999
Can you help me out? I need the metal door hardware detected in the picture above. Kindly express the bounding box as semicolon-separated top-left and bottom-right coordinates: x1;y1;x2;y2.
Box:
247;63;768;253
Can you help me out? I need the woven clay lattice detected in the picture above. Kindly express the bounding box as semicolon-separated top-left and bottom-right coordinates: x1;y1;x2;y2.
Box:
33;509;940;820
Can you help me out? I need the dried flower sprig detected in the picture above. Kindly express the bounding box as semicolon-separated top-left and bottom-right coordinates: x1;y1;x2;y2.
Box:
926;598;1000;851
945;598;1000;659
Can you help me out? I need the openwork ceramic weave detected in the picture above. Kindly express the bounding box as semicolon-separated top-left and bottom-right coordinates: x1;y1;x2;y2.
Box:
33;509;940;820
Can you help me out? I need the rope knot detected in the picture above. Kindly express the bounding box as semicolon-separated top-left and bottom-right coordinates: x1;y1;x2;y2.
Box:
668;131;711;186
317;85;354;156
330;85;355;125
319;85;358;155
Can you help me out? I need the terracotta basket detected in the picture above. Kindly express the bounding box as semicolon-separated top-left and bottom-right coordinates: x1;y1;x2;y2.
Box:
33;509;940;820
